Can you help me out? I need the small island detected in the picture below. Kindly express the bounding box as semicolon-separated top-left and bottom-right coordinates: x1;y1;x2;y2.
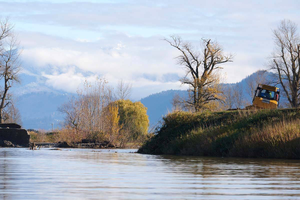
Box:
138;109;300;159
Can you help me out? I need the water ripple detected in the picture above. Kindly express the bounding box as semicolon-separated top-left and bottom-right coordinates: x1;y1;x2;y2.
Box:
1;148;300;199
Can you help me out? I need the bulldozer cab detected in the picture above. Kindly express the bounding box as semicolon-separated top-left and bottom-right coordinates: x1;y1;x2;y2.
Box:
252;84;280;109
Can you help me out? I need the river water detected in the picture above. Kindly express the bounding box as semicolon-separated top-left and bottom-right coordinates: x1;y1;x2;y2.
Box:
1;148;300;200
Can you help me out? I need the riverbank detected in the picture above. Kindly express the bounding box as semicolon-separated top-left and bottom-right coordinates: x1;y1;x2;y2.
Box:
28;131;144;149
138;109;300;159
35;141;118;149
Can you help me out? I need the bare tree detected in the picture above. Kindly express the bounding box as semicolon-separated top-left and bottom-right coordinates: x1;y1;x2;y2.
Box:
222;85;235;109
165;36;232;112
59;78;113;141
270;19;300;108
0;19;21;123
115;79;132;100
58;97;82;134
79;79;113;134
171;93;185;111
233;84;246;109
2;97;22;124
0;18;13;46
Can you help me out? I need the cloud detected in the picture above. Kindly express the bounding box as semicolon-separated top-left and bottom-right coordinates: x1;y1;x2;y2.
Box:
20;32;184;95
2;0;300;99
3;0;299;36
42;67;98;93
18;32;186;98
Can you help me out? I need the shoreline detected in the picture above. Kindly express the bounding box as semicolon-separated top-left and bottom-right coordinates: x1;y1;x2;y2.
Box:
138;109;300;159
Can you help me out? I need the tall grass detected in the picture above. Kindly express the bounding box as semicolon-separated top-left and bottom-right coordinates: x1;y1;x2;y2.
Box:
138;109;300;159
230;118;300;158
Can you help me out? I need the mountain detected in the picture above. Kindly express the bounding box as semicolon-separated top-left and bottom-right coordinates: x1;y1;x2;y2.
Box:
10;70;288;130
7;72;72;130
140;70;288;128
140;90;187;128
16;92;70;130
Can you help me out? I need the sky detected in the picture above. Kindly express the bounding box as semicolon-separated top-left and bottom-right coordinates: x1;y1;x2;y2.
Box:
1;0;300;100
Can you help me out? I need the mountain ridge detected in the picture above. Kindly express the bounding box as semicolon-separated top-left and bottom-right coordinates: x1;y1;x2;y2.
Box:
13;71;287;130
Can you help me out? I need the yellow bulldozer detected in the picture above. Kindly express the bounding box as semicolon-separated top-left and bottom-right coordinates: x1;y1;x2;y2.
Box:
247;84;280;109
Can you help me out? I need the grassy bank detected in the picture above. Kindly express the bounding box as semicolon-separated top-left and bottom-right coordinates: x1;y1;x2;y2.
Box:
138;109;300;159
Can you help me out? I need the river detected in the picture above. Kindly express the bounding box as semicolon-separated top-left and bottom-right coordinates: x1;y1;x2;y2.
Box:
1;148;300;200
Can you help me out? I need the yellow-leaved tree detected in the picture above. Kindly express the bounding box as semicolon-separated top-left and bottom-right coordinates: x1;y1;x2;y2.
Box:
104;104;121;146
166;36;232;112
106;99;149;146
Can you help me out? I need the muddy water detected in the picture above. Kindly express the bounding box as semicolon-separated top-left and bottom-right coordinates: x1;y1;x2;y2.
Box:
1;148;300;199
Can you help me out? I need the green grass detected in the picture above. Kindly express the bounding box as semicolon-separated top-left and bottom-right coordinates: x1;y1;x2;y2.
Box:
138;109;300;159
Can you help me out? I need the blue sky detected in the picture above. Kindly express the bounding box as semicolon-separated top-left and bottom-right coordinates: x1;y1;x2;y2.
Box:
1;0;300;99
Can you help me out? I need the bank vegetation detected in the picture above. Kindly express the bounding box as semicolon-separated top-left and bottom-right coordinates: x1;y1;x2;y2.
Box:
30;79;149;148
138;109;300;159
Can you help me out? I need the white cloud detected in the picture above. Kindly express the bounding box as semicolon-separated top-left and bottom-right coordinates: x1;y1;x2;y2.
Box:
18;33;186;98
2;0;300;99
42;67;98;93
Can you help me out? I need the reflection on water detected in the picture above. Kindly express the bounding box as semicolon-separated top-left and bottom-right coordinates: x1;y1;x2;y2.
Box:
1;148;300;200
